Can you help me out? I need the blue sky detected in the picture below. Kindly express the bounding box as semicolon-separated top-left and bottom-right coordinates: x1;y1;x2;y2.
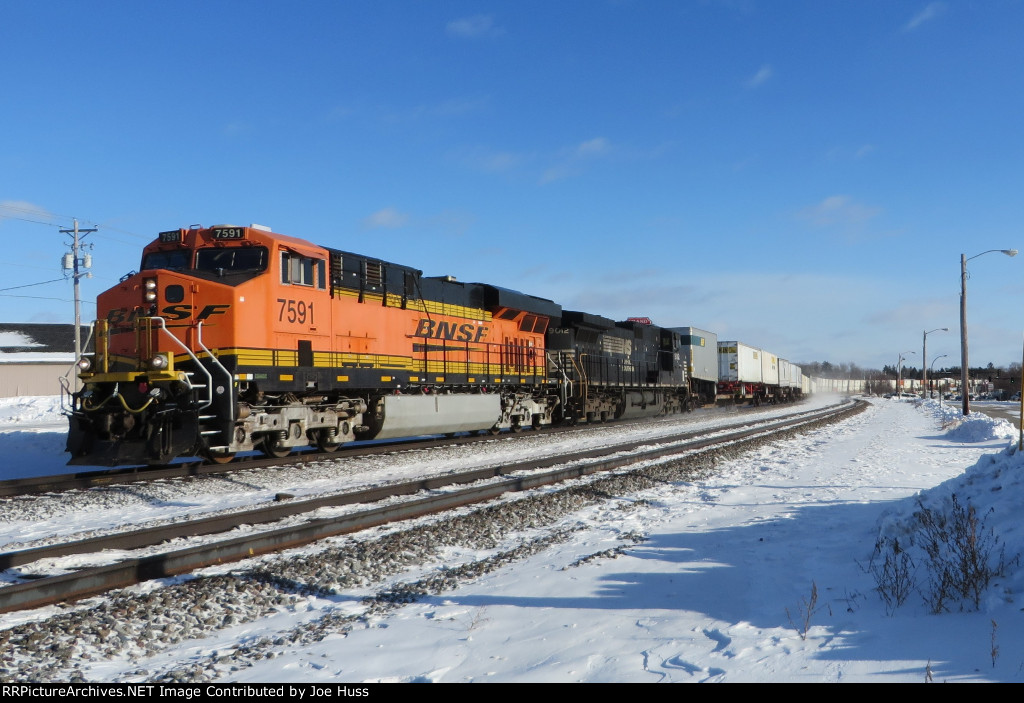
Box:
2;0;1023;372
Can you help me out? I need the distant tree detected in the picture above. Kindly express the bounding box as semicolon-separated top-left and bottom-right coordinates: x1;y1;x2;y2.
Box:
795;360;880;381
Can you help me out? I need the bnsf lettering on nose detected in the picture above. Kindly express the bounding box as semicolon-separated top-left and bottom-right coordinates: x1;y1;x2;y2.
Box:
414;319;488;342
105;304;231;324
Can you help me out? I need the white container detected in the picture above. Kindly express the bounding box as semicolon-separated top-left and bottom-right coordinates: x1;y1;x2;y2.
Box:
672;326;718;383
760;350;780;386
778;358;793;388
718;341;764;384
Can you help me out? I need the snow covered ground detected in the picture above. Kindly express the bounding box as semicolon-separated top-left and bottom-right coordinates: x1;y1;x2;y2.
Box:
2;395;1023;682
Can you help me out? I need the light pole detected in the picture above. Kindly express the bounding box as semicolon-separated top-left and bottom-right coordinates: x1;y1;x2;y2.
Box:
931;354;948;408
923;328;948;398
961;249;1017;415
897;350;915;399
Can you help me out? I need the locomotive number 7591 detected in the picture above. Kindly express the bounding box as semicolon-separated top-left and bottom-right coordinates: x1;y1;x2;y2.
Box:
277;298;314;325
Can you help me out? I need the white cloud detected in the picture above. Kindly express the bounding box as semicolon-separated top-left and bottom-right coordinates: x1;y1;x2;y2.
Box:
222;122;254;137
826;144;878;162
576;137;610;157
746;64;774;88
380;97;489;124
455;146;525;173
855;144;877;159
446;15;502;38
539;164;577;184
540;137;613;183
797;195;881;227
905;2;946;31
362;208;409;230
0;200;54;224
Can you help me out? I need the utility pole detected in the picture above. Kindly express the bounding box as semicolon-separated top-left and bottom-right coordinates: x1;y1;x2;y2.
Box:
61;219;96;392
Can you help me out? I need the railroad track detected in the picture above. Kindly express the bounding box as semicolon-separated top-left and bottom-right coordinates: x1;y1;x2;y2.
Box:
0;429;558;498
0;399;864;614
0;405;749;498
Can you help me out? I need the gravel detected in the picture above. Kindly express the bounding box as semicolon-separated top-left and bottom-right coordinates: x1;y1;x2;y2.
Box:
0;403;862;682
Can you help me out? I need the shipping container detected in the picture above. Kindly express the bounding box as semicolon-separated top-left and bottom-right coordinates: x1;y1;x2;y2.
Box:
672;327;718;383
761;350;780;386
718;341;763;384
671;326;718;406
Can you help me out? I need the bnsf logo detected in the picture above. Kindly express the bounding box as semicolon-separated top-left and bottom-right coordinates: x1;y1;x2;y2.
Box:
414;318;488;342
106;304;231;324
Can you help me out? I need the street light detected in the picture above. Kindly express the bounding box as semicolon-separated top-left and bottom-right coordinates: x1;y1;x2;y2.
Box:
960;249;1018;415
897;350;915;399
923;328;948;398
930;354;948;408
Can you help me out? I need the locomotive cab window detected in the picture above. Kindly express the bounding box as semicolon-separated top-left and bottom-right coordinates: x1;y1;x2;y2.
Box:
142;249;192;271
196;246;268;274
281;251;326;289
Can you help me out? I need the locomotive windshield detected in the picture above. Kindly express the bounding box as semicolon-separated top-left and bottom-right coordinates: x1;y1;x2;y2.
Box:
141;249;191;271
196;246;268;274
139;246;269;282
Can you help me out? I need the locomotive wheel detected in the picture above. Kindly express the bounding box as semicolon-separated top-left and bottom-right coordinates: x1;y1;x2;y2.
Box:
316;430;341;452
204;449;236;465
260;436;292;458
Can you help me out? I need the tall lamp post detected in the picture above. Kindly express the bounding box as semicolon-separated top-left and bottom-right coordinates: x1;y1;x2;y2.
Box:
897;350;915;398
923;328;948;398
931;354;948;410
960;249;1017;415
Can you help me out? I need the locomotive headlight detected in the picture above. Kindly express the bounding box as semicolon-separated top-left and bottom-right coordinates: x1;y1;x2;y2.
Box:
77;357;92;372
143;278;158;302
148;353;169;370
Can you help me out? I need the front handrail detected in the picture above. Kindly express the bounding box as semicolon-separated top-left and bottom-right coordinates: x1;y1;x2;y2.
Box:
193;320;234;425
147;317;214;411
61;322;99;415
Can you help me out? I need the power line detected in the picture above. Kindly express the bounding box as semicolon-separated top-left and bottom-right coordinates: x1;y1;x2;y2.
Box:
0;261;71;272
0;293;95;305
0;214;63;228
0;204;151;243
0;278;67;293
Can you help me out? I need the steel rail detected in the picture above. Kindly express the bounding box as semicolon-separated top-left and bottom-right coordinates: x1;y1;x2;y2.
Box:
0;400;863;613
0;401;839;498
0;433;492;497
0;401;851;569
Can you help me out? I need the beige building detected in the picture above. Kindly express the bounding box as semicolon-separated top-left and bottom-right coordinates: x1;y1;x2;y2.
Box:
0;324;78;398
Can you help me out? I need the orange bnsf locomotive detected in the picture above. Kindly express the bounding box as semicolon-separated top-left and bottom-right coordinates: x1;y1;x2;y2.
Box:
66;224;693;466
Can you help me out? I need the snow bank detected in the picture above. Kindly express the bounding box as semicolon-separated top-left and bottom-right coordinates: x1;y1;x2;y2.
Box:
874;400;1024;612
0;395;64;427
918;398;1018;442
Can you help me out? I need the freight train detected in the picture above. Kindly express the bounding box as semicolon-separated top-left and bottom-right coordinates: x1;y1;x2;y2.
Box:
65;223;809;467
